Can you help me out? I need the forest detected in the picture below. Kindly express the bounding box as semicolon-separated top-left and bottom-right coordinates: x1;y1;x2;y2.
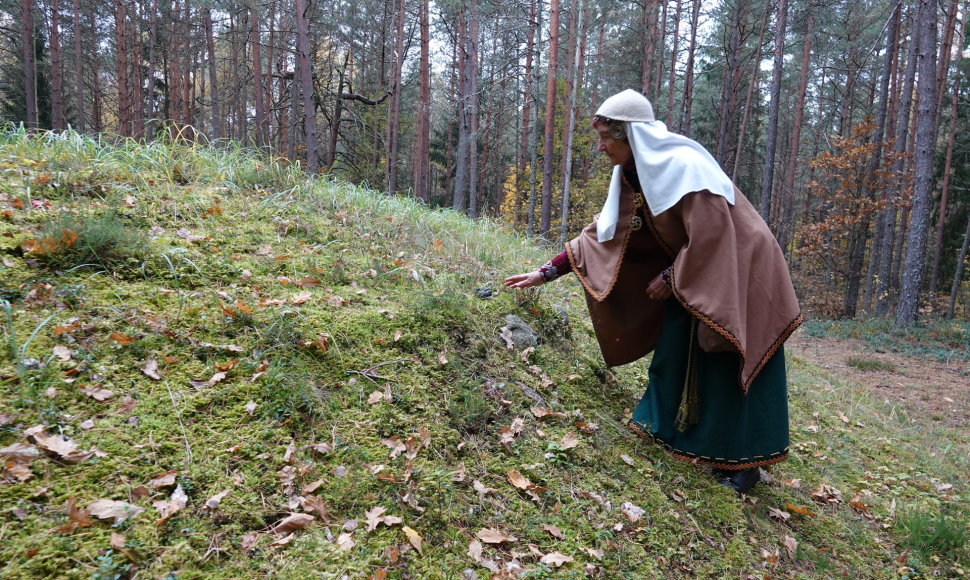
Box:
1;0;968;323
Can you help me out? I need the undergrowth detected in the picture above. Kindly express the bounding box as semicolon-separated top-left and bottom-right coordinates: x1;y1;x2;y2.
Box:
0;129;967;579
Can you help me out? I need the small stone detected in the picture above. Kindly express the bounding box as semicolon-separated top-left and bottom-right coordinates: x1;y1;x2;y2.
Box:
500;315;539;350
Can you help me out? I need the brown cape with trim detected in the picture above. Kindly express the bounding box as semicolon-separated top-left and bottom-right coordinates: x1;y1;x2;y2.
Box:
565;178;802;394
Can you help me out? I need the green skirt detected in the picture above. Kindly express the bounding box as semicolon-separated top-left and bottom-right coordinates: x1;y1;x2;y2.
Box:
629;299;789;470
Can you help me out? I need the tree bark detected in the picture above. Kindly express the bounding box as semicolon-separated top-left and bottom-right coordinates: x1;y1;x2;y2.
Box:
50;0;65;129
144;0;159;134
666;0;683;127
72;0;85;131
540;0;560;235
777;3;814;255
559;0;583;244
680;0;701;136
413;0;430;200
758;0;788;222
640;0;659;95
252;3;267;147
21;0;38;129
947;215;970;319
715;0;749;167
467;0;480;217
385;0;406;194
895;0;939;325
295;0;318;173
731;0;770;181
114;0;129;136
515;0;538;224
453;8;470;212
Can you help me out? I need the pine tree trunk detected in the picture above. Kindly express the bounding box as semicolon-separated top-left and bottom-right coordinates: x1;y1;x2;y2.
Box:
21;0;38;129
72;0;85;131
666;0;683;127
295;0;318;173
715;0;749;167
453;9;470;212
947;214;970;318
50;0;65;129
895;0;939;326
414;0;431;200
88;6;102;131
515;0;538;225
731;0;770;180
252;3;267;147
114;0;129;136
640;0;658;95
559;1;583;244
680;0;701;135
467;0;480;218
540;0;560;235
758;0;788;222
777;4;814;255
385;0;406;195
145;0;158;134
129;0;143;138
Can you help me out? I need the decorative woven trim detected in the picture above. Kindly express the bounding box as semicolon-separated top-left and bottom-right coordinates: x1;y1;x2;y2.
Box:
628;421;788;470
566;176;637;303
747;313;803;390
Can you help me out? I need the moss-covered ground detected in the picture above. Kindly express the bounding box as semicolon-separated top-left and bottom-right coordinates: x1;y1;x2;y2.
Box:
0;129;967;579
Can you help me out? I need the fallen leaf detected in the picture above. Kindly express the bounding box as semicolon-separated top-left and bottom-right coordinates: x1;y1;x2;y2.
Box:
0;443;39;460
323;296;346;307
270;513;314;534
79;384;114;401
540;552;574;567
214;359;238;372
241;531;260;550
769;507;791;521
367;390;385;404
620;502;645;523
403;526;423;554
109;332;134;345
290;291;313;305
477;527;517;544
88;499;144;524
2;460;33;482
148;471;178;490
576;421;600;434
468;539;483;562
110;532;126;550
302;494;329;521
810;483;843;504
31;430;93;464
189;371;226;389
473;479;494;499
785;503;818;517
142;358;162;380
153;483;188;523
782;535;798;555
337;532;355;551
620;454;635;466
245;401;257;415
584;547;605;559
560;432;580;450
531;407;562;419
542;523;565;539
67;497;93;528
669;489;688;502
508;470;532;490
381;437;406;459
269;532;295;547
365;506;388;531
204;489;231;511
52;345;72;360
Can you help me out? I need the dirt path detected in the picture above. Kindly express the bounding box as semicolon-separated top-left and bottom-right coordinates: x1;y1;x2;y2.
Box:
787;329;969;430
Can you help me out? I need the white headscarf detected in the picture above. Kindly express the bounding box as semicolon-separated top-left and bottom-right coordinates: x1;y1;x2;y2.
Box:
594;91;735;243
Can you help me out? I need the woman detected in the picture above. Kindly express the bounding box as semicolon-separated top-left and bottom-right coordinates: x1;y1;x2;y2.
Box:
504;90;802;492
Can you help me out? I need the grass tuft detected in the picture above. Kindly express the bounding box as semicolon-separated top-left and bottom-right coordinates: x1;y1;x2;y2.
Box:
845;355;896;372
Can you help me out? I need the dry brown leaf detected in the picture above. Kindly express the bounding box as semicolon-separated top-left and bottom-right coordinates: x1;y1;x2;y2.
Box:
542;523;565;539
67;497;93;528
141;358;162;380
204;489;231;511
620;502;644;523
381;437;406;459
560;432;580;450
669;489;688;502
52;345;72;361
110;532;126;550
303;480;324;494
88;499;144;523
576;421;600;434
0;443;39;460
302;494;329;521
619;454;635;466
3;460;33;483
290;291;313;305
473;480;494;499
32;431;93;464
508;470;532;490
365;506;388;531
245;401;257;415
269;532;295;547
79;384;114;401
584;547;605;559
153;483;188;524
189;371;226;389
337;531;355;551
403;526;423;554
782;535;798;556
477;527;517;544
785;503;818;517
324;296;346;307
437;350;448;365
148;471;177;490
367;390;385;404
768;507;791;521
270;513;314;534
540;552;574;567
240;531;260;551
468;539;483;562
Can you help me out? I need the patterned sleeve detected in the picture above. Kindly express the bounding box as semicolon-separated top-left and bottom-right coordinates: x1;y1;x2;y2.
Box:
538;251;573;283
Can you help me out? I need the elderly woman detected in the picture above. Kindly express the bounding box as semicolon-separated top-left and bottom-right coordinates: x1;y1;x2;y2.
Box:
505;90;802;492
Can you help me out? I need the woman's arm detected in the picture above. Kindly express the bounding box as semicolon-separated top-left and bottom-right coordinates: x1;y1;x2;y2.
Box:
504;251;573;288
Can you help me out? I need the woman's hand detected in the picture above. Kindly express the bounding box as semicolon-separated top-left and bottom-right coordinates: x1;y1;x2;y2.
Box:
646;272;672;300
504;271;545;289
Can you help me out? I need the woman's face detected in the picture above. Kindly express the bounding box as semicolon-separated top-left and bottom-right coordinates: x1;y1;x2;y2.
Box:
594;120;632;166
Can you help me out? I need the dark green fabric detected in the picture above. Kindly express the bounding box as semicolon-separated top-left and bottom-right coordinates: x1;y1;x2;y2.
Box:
630;299;789;468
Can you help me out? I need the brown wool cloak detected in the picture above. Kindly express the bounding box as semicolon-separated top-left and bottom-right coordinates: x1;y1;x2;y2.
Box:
566;179;802;393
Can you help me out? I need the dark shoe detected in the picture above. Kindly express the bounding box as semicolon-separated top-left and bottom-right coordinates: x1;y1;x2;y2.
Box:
716;467;761;493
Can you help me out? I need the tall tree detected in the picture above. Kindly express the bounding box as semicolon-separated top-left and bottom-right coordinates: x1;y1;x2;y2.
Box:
294;0;318;172
49;0;65;129
758;0;788;222
559;0;583;244
895;0;939;325
71;0;85;131
21;0;38;128
413;0;430;200
385;0;406;194
540;0;560;235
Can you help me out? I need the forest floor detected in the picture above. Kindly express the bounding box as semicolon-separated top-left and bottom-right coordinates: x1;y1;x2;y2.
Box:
788;330;969;429
0;130;967;579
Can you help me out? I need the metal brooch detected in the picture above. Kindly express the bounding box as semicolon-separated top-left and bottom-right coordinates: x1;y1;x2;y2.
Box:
630;215;643;231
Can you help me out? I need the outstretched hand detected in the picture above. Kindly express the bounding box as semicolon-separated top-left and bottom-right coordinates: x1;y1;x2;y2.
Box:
504;271;544;289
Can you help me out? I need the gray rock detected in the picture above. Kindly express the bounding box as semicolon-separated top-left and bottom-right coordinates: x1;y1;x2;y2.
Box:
499;315;539;349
